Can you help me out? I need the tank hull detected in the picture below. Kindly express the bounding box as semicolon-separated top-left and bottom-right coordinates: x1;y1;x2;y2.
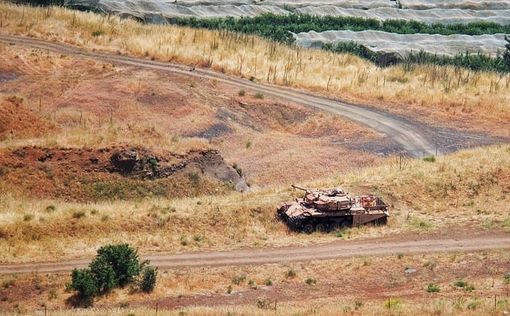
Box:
277;188;389;233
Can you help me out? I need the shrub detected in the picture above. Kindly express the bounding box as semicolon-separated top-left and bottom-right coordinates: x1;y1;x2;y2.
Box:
91;30;104;37
69;244;157;306
423;155;436;162
305;278;317;285
139;266;157;293
264;279;273;286
464;284;475;292
72;211;86;219
285;269;297;278
45;205;56;212
70;269;97;304
504;272;510;284
238;89;246;96
426;283;440;293
254;92;264;99
89;256;116;294
95;244;142;287
23;214;34;222
232;274;246;285
467;299;480;310
454;279;468;288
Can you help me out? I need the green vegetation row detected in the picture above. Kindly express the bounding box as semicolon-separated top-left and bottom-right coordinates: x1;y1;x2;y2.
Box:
169;13;510;44
324;39;510;73
169;14;510;72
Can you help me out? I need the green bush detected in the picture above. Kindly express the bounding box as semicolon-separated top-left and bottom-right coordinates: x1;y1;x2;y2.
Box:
454;279;468;288
286;269;297;278
69;244;157;307
423;155;436;162
95;244;142;287
504;272;510;284
305;278;317;285
72;210;86;219
139;266;157;293
232;274;246;285
426;283;440;293
70;269;97;304
89;256;116;294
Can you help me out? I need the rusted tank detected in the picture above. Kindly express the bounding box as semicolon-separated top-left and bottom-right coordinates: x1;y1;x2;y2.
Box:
277;185;389;233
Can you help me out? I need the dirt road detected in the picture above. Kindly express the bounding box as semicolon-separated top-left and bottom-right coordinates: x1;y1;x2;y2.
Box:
1;234;509;274
0;34;437;157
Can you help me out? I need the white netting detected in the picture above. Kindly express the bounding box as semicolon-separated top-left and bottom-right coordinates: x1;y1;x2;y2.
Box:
65;0;510;24
294;30;508;57
398;0;510;10
295;7;510;24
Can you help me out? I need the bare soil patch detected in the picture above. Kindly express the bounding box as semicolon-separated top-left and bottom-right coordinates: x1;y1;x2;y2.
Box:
0;96;56;141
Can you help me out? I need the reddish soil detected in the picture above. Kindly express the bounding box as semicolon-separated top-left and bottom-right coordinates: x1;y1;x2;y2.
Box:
0;96;56;140
0;146;245;200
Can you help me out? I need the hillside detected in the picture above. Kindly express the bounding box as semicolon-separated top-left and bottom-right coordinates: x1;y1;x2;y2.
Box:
1;3;509;140
0;2;509;315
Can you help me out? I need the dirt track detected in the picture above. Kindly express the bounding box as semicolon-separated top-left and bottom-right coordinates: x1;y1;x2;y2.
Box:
1;234;509;274
0;33;437;157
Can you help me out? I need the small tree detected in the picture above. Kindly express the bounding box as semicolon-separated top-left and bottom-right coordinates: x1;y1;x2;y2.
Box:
139;266;158;293
95;244;142;287
70;269;97;305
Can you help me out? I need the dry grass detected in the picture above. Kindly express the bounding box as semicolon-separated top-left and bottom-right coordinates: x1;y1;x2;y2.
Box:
2;250;510;315
0;145;508;263
0;3;509;136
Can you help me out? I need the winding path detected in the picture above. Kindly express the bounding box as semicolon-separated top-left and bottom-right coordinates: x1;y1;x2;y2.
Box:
0;33;437;156
1;234;509;274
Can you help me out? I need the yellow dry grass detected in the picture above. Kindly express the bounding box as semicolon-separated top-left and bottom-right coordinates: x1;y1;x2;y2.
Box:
1;145;508;263
1;3;509;133
2;250;509;315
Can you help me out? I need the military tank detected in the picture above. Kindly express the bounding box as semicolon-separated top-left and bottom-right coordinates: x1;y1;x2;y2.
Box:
277;185;389;233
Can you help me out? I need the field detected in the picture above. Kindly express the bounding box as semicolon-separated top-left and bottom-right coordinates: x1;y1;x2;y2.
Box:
2;250;510;315
1;2;510;315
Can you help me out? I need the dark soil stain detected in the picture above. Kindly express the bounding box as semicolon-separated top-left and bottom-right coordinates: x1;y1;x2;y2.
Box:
187;123;232;139
0;71;18;83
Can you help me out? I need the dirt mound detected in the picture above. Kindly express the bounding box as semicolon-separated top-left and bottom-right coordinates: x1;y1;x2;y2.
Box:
0;96;56;140
0;146;247;200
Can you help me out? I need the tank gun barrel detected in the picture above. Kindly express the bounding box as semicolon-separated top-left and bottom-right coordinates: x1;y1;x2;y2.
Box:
291;184;309;192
